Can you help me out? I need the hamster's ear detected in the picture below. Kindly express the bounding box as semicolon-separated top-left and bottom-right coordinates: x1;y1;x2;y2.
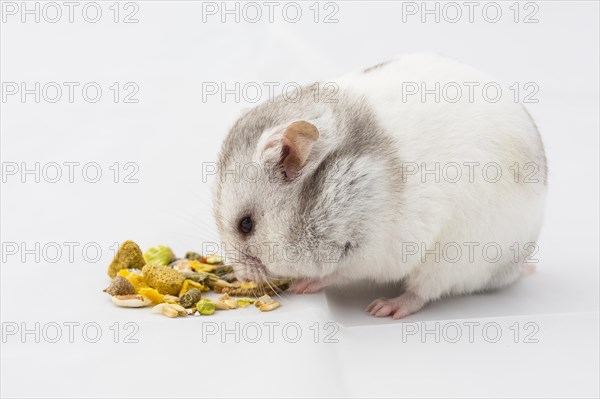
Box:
281;121;319;179
257;120;319;180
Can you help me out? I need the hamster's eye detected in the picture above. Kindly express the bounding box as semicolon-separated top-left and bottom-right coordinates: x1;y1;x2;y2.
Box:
239;216;253;235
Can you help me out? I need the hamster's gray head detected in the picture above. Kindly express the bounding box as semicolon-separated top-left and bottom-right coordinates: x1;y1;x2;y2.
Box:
213;98;401;283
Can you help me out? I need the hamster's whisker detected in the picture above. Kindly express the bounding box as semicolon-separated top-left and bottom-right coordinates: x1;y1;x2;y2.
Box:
262;273;284;300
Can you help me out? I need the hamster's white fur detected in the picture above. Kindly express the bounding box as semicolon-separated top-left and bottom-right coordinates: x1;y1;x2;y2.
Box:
214;54;547;319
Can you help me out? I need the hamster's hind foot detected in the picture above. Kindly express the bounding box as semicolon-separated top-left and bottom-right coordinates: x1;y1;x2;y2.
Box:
365;291;426;319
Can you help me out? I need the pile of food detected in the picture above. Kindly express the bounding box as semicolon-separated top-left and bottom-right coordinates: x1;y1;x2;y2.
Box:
104;240;288;318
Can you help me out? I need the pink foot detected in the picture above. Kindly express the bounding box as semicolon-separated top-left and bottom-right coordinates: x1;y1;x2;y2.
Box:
365;292;426;319
290;279;325;294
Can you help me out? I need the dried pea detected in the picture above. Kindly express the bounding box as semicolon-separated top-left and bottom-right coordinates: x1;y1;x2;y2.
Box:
236;298;255;308
106;244;286;317
196;299;216;315
143;245;175;266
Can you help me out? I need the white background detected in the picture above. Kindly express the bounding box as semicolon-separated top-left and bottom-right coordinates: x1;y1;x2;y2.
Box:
1;1;599;397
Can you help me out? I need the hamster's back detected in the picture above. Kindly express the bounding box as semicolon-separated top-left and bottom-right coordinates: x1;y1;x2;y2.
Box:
334;53;547;194
335;54;545;166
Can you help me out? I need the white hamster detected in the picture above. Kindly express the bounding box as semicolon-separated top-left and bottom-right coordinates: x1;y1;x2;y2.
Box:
213;53;547;319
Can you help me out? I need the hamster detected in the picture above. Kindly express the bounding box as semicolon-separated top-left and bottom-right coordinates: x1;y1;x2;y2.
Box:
213;53;547;319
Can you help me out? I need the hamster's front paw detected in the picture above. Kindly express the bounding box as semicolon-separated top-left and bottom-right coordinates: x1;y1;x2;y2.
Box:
290;279;326;294
365;291;425;319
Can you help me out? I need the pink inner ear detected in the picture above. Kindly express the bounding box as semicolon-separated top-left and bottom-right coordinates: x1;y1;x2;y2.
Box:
265;120;318;180
281;140;302;180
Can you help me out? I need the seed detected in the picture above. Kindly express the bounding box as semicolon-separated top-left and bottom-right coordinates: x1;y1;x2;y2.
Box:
213;301;231;310
223;299;238;309
151;303;172;314
259;301;281;312
255;294;274;308
112;294;152;308
106;245;286;316
163;295;180;304
224;280;289;297
213;279;233;288
161;306;179;318
169;304;187;316
241;282;258;289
